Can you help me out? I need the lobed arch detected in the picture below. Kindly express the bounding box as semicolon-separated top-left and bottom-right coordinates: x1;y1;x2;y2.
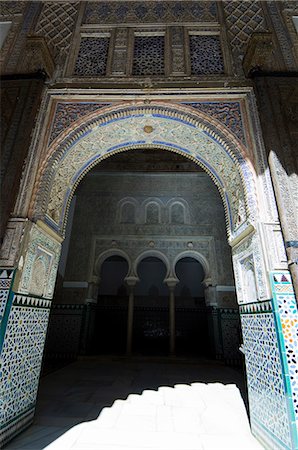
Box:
134;250;171;280
30;102;258;240
173;251;211;286
94;249;131;278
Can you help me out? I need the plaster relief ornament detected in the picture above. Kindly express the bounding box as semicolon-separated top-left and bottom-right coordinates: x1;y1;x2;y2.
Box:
30;256;48;297
242;257;258;302
15;223;61;299
34;106;255;240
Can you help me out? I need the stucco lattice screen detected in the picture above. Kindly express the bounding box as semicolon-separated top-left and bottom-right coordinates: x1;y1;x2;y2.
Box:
74;37;109;76
190;35;224;75
132;35;164;75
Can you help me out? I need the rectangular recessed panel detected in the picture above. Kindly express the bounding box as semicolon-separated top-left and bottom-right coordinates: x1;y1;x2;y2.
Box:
74;37;109;76
133;35;164;76
190;35;224;75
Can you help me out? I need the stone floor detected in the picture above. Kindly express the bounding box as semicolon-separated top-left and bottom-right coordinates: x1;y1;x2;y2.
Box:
7;357;264;450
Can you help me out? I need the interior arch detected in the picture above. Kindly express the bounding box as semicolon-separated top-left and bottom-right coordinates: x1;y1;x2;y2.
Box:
30;104;257;241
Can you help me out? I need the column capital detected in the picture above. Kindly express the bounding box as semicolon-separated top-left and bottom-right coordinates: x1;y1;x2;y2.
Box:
164;277;179;290
124;276;139;287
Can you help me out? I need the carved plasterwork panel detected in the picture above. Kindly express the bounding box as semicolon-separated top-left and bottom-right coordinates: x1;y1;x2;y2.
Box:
111;28;129;75
34;2;79;61
0;219;27;268
267;1;297;71
169;27;185;75
183;102;246;146
0;2;27;73
37;108;253;238
223;1;268;73
232;233;269;303
13;222;61;299
16;37;55;77
83;2;217;24
48;102;110;145
2;3;41;75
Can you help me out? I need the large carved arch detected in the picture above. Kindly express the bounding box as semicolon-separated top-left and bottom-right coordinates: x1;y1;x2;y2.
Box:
1;100;298;450
30;102;258;241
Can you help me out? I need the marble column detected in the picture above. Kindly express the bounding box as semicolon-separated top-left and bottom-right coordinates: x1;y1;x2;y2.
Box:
125;276;138;356
165;278;179;356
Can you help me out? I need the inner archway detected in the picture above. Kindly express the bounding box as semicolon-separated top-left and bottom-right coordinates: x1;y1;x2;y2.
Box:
134;256;168;355
45;146;240;366
95;255;129;355
174;257;208;356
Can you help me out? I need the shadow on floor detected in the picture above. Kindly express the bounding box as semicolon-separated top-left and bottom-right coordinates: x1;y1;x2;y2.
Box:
6;356;252;450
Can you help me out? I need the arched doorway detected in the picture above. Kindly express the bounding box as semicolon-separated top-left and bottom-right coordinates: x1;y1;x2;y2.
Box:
174;257;208;356
134;256;168;355
1;103;297;449
95;255;129;355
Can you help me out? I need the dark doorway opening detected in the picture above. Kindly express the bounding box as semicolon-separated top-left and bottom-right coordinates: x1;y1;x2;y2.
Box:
175;257;209;357
134;257;168;356
95;255;129;355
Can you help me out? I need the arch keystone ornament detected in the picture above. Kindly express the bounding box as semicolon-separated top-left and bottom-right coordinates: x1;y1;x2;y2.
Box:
1;101;297;449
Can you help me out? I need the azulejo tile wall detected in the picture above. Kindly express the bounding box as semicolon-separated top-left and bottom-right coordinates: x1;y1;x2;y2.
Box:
240;271;298;450
0;294;51;446
270;272;298;443
240;300;292;449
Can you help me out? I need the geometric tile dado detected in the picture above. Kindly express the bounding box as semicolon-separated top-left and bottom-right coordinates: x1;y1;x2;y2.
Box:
240;302;293;449
0;297;50;432
270;272;298;433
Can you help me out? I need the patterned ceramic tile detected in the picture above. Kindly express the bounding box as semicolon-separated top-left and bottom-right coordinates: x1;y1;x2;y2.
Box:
240;303;293;449
0;295;50;430
270;272;298;436
218;308;241;365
